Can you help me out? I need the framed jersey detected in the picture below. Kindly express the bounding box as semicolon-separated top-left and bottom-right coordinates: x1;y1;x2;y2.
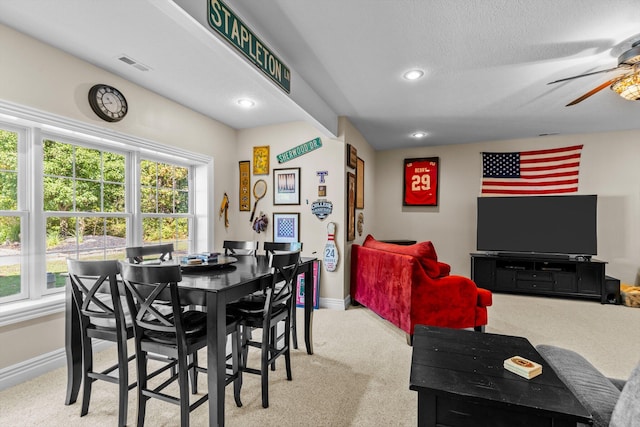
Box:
403;157;439;206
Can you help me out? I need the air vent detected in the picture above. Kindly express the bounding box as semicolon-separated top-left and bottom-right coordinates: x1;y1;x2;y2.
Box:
117;54;151;72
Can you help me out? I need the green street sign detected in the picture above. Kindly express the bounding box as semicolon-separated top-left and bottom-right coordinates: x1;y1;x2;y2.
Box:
208;0;291;93
277;138;323;163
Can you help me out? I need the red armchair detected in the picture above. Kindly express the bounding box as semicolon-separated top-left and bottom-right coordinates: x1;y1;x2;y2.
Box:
350;235;492;337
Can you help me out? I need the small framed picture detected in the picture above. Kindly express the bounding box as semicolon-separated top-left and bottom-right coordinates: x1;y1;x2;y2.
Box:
273;212;300;243
273;167;300;205
253;146;270;175
347;172;356;241
347;144;357;169
318;185;326;197
403;157;439;206
356;157;364;209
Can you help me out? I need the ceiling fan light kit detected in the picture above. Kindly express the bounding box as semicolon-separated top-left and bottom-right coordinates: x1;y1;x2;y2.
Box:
610;72;640;101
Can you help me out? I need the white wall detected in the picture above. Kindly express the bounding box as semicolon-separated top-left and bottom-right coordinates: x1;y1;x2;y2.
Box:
373;132;640;285
236;122;348;304
0;24;238;369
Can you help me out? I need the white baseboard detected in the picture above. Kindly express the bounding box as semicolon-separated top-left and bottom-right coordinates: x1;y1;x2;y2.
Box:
0;340;112;391
319;296;351;310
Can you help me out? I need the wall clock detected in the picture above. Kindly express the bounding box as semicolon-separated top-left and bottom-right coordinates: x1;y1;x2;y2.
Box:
88;84;128;122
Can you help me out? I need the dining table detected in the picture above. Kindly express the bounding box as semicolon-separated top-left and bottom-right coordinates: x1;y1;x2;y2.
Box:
64;254;317;427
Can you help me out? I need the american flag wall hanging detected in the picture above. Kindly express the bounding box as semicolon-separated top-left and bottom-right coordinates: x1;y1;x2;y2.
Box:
481;144;583;196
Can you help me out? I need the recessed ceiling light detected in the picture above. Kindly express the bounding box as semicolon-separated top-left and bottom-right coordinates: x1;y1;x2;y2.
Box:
237;98;255;108
411;131;428;138
403;69;424;80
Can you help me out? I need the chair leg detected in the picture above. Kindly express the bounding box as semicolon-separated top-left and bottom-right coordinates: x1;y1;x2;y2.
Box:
189;351;198;394
116;339;129;427
270;325;277;372
232;328;242;407
136;351;148;427
261;331;270;408
284;317;292;381
80;336;93;417
178;354;191;427
291;305;298;349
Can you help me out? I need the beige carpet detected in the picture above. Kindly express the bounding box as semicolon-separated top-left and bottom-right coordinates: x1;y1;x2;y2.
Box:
1;294;639;426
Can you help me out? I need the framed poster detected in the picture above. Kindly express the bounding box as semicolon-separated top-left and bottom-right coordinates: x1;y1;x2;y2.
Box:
356;157;364;209
253;145;270;175
347;144;357;168
347;172;356;241
403;157;439;206
238;160;250;211
273;167;300;205
296;260;321;309
273;212;300;243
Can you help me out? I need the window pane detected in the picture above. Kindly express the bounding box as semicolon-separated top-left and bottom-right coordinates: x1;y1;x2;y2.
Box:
174;217;190;255
76;180;101;211
0;216;21;298
1;129;19;211
141;187;156;213
142;217;161;244
158;188;173;214
103;152;125;183
0;172;17;210
43;176;73;211
75;146;101;180
43;139;73;177
104;183;125;212
0;129;18;170
140;160;156;186
175;190;189;214
175;166;188;191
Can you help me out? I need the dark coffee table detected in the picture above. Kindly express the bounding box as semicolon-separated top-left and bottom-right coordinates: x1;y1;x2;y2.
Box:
409;325;592;427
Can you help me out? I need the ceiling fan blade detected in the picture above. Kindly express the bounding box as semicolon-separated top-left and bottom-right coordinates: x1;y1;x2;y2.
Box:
548;66;625;85
565;78;619;106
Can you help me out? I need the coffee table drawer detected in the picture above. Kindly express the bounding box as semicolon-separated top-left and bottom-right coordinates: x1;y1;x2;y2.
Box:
436;396;552;427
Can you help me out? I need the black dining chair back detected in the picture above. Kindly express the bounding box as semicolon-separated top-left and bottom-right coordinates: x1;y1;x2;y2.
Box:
119;261;242;426
231;250;300;408
66;259;134;427
125;243;174;264
262;241;303;348
223;240;258;257
263;241;303;255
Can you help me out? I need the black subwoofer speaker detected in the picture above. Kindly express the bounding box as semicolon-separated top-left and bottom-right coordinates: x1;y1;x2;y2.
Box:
602;276;620;304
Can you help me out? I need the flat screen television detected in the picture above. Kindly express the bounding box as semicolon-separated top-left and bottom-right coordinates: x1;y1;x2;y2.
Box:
476;195;597;257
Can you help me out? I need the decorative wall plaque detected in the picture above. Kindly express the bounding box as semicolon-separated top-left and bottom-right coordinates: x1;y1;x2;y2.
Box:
239;160;250;211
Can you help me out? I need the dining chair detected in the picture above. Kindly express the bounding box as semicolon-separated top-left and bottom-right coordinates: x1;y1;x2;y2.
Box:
66;259;134;427
229;251;300;408
223;240;259;257
263;241;303;349
118;261;242;427
125;243;174;264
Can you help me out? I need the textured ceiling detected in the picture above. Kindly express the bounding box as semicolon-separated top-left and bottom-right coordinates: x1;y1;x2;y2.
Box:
1;0;640;150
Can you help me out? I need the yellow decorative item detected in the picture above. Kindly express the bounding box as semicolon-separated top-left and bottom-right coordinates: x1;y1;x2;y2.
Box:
620;284;640;308
219;192;229;228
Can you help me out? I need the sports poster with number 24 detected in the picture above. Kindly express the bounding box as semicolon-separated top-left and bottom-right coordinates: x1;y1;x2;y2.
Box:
403;157;439;206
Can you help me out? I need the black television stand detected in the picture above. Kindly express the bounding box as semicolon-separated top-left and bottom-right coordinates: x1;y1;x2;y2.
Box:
471;252;608;303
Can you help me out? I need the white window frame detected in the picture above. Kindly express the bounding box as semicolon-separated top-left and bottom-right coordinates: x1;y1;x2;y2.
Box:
0;101;214;326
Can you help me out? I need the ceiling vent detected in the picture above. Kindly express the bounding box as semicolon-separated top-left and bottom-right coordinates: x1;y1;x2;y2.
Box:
117;54;151;72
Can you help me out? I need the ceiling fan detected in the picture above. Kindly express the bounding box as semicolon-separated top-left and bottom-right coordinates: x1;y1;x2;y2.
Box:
548;40;640;106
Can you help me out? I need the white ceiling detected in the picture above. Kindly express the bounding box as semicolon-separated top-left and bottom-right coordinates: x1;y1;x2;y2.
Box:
1;0;640;150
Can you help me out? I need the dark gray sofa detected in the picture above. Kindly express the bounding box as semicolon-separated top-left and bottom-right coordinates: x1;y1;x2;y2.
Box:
537;344;640;427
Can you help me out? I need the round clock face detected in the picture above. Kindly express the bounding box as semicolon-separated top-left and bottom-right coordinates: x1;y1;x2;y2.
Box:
88;84;128;122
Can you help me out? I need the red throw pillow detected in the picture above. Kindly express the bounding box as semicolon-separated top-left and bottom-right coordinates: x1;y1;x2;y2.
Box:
362;235;441;278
